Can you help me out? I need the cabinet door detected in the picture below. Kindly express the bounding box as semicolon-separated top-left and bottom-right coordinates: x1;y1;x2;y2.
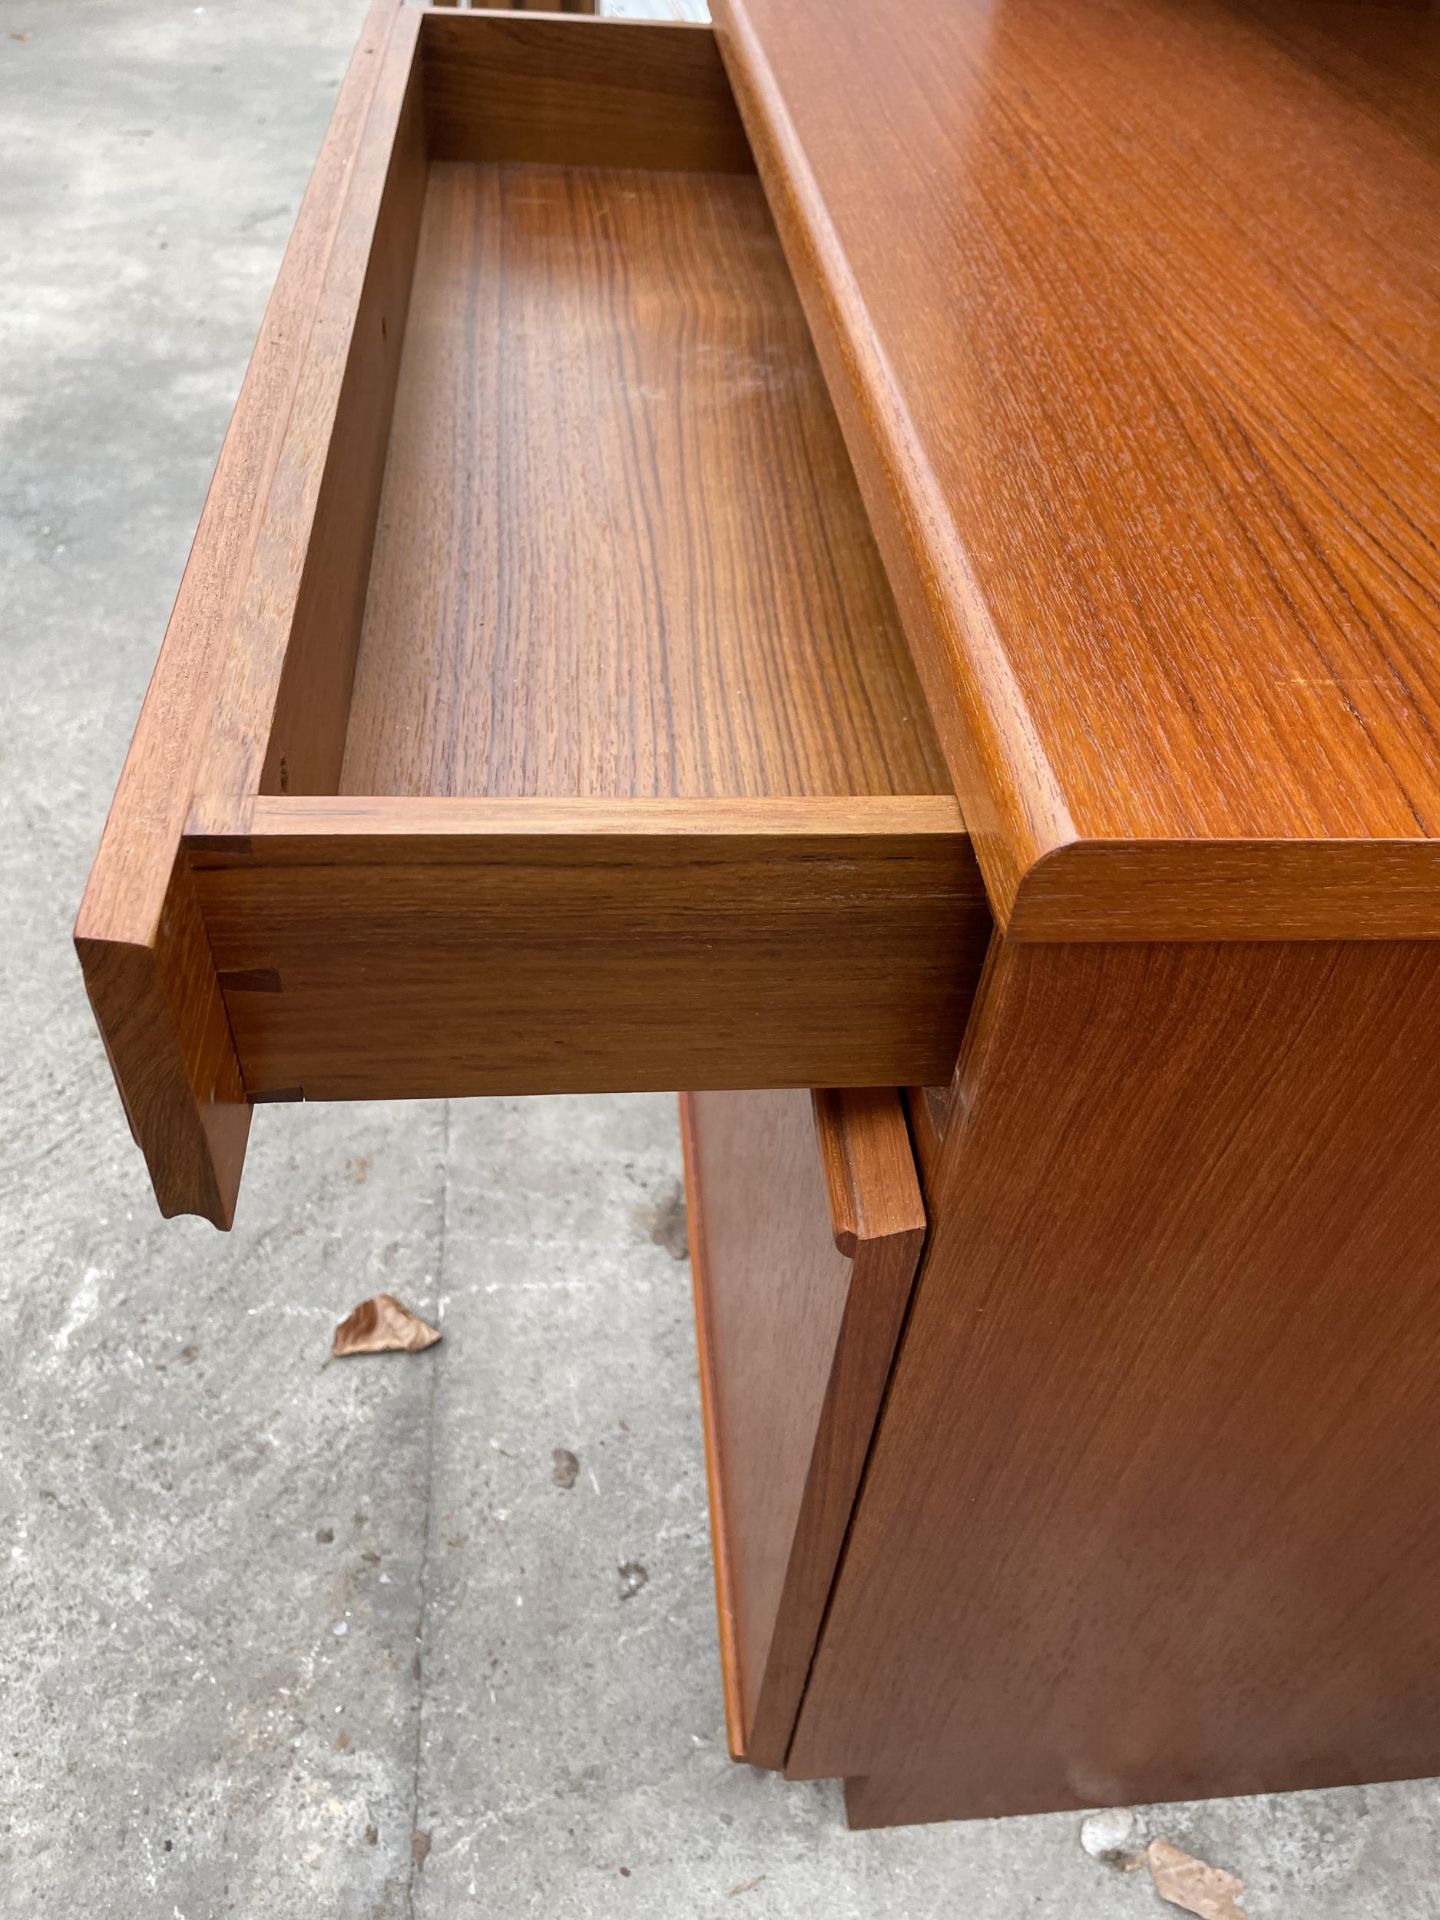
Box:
682;1088;925;1769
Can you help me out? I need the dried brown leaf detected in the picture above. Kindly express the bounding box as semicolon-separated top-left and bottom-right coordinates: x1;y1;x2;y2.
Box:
332;1293;441;1357
1147;1838;1246;1920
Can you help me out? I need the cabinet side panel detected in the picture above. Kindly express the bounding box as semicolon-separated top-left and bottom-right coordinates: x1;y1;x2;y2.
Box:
790;940;1440;1820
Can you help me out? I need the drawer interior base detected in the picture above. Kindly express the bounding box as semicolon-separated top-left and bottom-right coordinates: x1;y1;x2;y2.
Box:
338;158;946;803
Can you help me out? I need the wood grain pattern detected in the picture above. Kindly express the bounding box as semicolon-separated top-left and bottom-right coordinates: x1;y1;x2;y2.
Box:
422;11;749;173
340;157;946;799
73;0;419;1227
684;1088;925;1771
716;0;1440;938
185;795;988;1099
789;937;1440;1820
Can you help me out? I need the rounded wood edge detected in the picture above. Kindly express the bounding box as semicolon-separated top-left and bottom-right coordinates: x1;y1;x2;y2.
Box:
75;926;249;1231
1007;837;1440;942
811;1089;926;1256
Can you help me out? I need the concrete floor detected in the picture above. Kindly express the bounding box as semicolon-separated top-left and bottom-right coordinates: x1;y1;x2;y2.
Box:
2;1;1439;1913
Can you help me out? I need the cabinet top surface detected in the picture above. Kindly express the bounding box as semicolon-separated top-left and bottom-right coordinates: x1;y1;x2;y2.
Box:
718;0;1440;932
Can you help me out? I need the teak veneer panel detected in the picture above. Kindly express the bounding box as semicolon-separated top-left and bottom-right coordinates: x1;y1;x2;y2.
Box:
683;1088;925;1771
716;0;1440;936
340;158;946;800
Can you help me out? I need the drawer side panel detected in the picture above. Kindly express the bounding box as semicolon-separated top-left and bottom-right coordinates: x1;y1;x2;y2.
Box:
73;0;422;1226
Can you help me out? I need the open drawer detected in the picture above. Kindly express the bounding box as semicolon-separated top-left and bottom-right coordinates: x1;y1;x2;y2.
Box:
75;1;991;1228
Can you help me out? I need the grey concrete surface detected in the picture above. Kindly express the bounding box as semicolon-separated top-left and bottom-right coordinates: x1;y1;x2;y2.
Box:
1;1;1438;1914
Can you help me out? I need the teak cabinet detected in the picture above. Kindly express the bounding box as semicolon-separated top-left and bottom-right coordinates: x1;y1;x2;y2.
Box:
80;0;1440;1827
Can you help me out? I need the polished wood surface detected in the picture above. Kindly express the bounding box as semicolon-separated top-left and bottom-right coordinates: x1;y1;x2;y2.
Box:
716;0;1440;937
789;937;1440;1819
340;156;947;799
684;1088;924;1770
187;795;987;1100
